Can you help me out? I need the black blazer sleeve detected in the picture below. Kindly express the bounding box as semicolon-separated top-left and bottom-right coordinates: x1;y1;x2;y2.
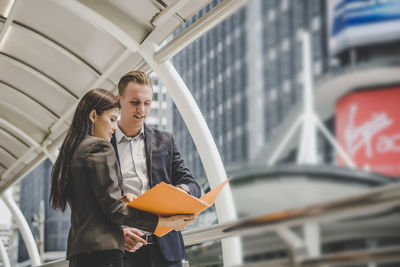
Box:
171;135;201;198
87;139;158;232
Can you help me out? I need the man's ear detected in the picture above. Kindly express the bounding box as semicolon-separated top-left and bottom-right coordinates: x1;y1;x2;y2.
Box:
117;94;121;100
89;110;97;123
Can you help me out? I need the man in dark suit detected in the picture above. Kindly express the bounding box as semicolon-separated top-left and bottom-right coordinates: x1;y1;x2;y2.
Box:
111;71;201;267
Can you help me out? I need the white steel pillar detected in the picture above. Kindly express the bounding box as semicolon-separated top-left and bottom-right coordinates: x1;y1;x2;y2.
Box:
0;237;11;267
1;188;41;266
303;222;320;257
139;40;242;266
297;30;318;165
297;31;321;261
267;31;355;168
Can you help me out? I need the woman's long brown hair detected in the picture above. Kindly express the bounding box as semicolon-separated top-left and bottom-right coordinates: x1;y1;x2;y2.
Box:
49;88;119;212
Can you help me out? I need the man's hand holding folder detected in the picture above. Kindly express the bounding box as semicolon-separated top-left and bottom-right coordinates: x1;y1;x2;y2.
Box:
123;178;231;237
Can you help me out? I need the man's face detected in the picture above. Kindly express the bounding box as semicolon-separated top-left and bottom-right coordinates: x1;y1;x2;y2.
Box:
118;81;153;129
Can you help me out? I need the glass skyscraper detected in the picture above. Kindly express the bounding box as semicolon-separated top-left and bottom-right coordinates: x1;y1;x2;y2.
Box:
171;0;330;181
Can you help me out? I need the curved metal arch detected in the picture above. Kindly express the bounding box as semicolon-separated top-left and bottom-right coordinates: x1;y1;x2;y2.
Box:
154;0;249;63
0;236;11;267
0;126;30;148
1;189;41;266
0;52;78;99
12;20;102;75
1;146;39;182
0;15;101;76
0;80;60;119
4;50;133;194
0;109;47;137
151;0;190;27
0;129;66;191
0;92;58;132
0;145;18;160
0;117;40;148
0;147;16;167
0;0;21;48
0;2;42;266
2;47;131;202
0;161;7;170
0;127;32;162
54;0;141;50
48;48;132;134
139;39;242;265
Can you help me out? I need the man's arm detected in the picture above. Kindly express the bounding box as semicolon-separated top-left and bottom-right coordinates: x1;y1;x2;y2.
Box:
171;135;201;198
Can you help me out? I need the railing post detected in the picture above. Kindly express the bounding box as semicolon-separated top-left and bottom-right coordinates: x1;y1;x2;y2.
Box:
1;188;41;266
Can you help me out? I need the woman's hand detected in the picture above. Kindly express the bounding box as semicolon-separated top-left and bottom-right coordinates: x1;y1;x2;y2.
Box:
123;227;147;252
158;214;197;231
120;193;136;204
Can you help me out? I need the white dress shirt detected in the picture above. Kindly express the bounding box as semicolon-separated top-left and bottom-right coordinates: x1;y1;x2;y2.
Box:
115;126;150;198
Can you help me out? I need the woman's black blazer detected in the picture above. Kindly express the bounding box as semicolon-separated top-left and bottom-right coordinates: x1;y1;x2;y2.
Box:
66;135;158;259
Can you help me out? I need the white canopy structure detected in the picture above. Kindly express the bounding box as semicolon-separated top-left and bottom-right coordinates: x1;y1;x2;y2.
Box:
0;0;250;265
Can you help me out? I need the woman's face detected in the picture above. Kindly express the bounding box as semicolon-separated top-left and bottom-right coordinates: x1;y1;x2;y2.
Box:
92;107;119;141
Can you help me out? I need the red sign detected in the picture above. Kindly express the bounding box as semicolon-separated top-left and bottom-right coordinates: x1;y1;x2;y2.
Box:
336;87;400;177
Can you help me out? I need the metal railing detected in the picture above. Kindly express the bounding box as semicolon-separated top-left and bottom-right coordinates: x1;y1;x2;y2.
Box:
37;182;400;267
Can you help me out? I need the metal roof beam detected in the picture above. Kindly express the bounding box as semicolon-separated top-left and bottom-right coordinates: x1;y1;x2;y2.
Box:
1;55;132;190
48;49;131;135
0;53;78;99
0;162;7;170
0;146;18;160
0;0;21;48
0;0;143;191
151;0;189;27
12;20;101;75
45;0;150;137
0;126;30;148
154;0;249;63
0;117;38;147
11;21;101;75
1;146;38;182
0;117;55;182
0;80;60;119
0;128;66;194
54;0;141;51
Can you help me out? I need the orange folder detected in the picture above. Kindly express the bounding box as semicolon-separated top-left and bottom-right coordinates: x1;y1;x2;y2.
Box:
127;178;231;237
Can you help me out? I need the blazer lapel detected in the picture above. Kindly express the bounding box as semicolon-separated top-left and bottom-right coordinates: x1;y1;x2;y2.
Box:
110;134;120;165
110;133;123;194
144;124;153;187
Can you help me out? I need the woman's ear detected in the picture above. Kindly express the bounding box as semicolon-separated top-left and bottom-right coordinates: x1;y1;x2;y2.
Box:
89;110;97;124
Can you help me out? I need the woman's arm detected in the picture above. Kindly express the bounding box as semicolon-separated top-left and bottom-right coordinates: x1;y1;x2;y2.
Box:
87;139;158;232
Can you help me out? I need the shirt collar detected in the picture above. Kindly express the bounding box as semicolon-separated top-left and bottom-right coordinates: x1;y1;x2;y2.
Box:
115;125;145;143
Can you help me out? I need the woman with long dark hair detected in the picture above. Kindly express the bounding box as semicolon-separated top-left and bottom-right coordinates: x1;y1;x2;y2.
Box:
50;88;195;267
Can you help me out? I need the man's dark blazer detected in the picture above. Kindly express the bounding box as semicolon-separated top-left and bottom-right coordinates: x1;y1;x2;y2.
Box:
66;135;158;259
111;124;201;262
